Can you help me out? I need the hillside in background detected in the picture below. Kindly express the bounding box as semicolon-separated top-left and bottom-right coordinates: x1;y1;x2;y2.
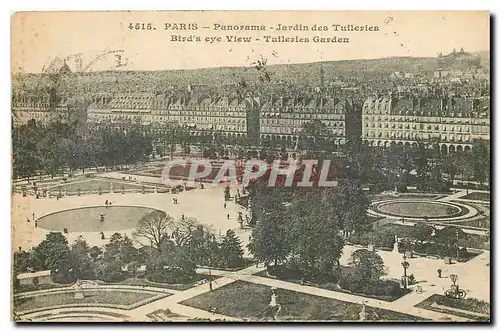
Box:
13;50;489;92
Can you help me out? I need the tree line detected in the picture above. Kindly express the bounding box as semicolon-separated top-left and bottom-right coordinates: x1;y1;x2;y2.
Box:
13;211;246;290
13;118;490;194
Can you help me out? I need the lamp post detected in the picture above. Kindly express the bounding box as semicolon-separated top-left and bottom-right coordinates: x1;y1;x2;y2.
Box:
401;253;410;289
208;259;213;291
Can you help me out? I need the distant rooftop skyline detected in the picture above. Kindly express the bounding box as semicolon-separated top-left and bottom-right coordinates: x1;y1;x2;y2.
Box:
11;11;490;73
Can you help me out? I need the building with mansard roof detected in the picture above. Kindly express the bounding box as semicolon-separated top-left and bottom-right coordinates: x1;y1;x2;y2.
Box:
12;93;71;126
87;92;261;141
259;95;362;147
361;94;489;152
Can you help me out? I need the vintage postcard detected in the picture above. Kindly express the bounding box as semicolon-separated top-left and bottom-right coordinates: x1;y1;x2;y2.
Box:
11;11;490;322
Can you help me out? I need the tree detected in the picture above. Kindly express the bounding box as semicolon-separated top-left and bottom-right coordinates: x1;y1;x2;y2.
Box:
32;232;70;271
183;225;215;265
13;251;34;274
70;236;95;280
350;249;385;283
472;140;490;187
434;226;466;257
133;210;171;249
170;217;198;247
288;212;344;279
146;238;197;284
248;187;291;266
103;233;138;264
321;180;371;234
218;230;245;268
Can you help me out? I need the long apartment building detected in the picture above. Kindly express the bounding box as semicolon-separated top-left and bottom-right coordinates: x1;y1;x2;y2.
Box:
87;92;361;146
87;93;261;141
361;94;490;152
259;95;362;146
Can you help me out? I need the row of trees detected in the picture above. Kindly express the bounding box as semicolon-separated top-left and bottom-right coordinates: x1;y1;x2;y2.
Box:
344;138;490;192
13;117;490;195
13;212;246;289
13;120;154;180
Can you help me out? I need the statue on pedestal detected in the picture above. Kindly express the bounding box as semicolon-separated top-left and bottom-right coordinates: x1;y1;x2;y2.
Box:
74;280;84;299
269;287;281;321
393;235;399;253
359;301;367;321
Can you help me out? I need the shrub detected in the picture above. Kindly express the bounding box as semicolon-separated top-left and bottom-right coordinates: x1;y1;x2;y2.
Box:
339;272;363;293
398;239;413;253
375;280;402;297
373;231;395;249
435;296;490;315
347;232;371;246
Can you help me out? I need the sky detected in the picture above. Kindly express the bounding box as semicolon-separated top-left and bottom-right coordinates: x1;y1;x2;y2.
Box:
11;11;490;73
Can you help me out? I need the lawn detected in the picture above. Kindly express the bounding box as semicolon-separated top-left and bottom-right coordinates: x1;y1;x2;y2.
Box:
253;268;411;302
379;223;488;252
14;289;164;312
374;201;468;219
181;281;424;321
118;274;216;291
416;294;490;321
453;218;490;229
461;192;490;202
370;193;443;201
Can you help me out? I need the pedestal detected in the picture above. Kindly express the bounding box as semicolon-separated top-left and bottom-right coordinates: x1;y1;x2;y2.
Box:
74;290;84;299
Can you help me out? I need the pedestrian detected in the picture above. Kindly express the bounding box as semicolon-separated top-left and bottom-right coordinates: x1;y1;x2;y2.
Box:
224;203;227;209
437;269;442;278
182;214;185;220
35;222;38;228
227;214;230;220
27;217;30;223
32;213;35;221
105;199;109;206
173;198;175;204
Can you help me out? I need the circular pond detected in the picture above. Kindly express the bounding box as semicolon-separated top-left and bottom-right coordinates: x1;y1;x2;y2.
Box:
374;201;463;219
36;206;161;232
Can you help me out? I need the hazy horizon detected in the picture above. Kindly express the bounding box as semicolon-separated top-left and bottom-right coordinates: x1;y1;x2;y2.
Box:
13;49;490;75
